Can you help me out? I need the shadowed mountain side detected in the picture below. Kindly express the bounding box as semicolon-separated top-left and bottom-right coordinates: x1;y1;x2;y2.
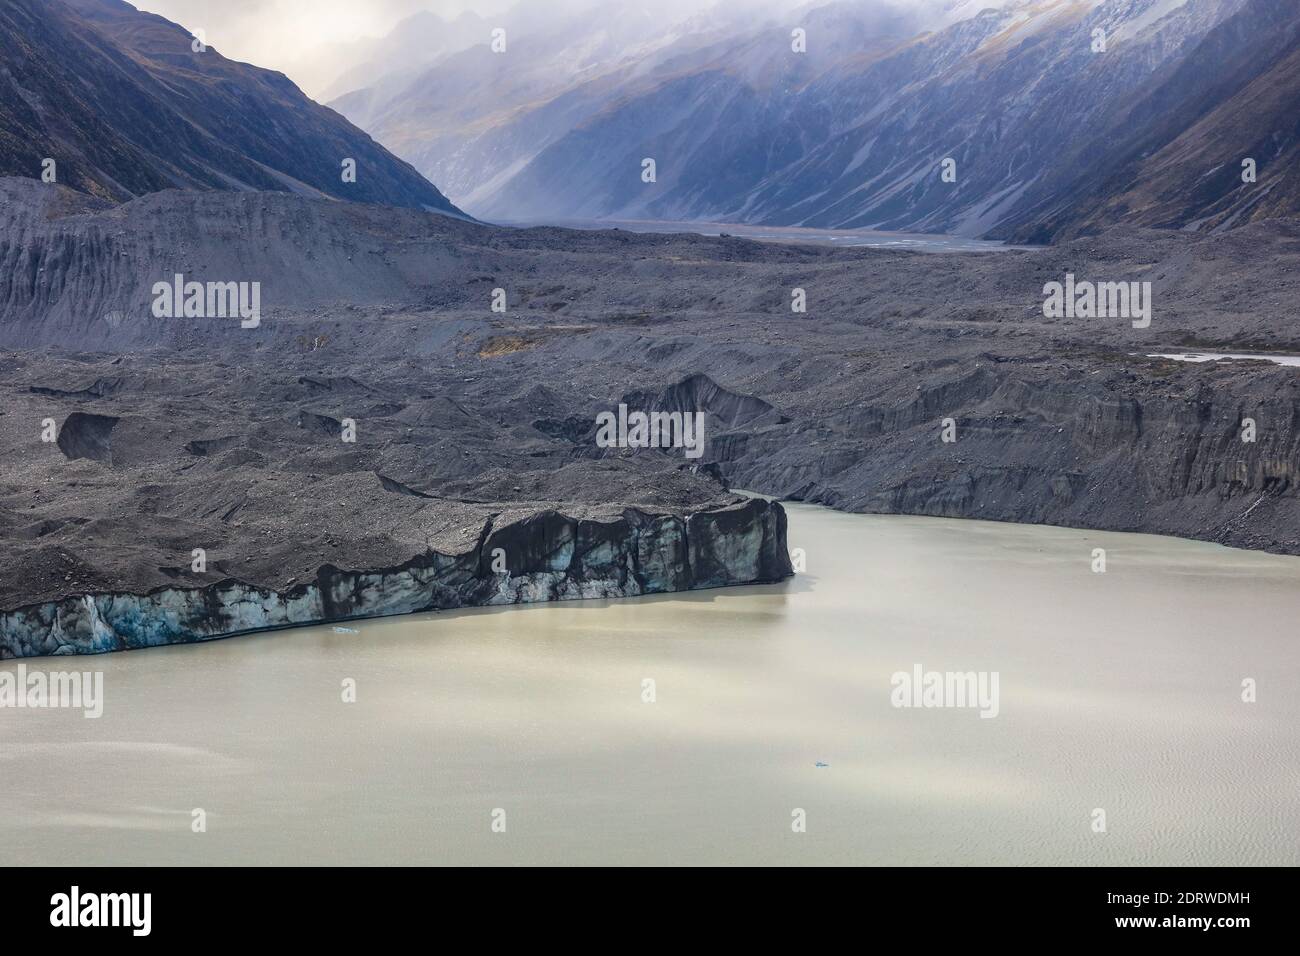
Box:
999;0;1300;241
0;0;465;215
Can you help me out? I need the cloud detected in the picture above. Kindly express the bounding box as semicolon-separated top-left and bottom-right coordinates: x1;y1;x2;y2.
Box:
128;0;940;99
130;1;493;94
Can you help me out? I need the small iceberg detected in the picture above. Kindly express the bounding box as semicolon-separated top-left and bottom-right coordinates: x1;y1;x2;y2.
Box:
332;626;359;634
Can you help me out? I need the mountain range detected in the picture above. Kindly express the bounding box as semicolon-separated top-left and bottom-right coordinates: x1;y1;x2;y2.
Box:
3;0;1297;243
327;0;1300;240
0;0;465;215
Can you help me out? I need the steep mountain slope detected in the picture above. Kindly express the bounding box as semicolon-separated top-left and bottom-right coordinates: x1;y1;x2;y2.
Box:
0;0;465;214
1001;0;1300;240
332;0;1287;237
320;9;490;109
474;2;924;222
330;0;757;213
480;0;1249;231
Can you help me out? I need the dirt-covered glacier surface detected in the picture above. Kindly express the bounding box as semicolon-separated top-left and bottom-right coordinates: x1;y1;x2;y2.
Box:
2;178;1299;655
0;333;792;658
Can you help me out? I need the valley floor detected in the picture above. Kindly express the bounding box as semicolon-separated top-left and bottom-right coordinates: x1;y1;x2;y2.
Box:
2;181;1298;651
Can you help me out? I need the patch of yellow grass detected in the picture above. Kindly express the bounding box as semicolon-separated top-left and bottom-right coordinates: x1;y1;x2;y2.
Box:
477;335;538;358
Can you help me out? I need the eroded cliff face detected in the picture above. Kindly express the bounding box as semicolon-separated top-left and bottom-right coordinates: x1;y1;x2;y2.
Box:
0;498;791;659
714;360;1300;556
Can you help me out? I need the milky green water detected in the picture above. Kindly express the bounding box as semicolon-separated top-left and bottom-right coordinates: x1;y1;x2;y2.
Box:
2;504;1298;866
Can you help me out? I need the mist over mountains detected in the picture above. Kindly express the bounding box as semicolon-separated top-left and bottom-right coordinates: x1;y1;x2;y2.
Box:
326;0;1300;240
5;0;1295;242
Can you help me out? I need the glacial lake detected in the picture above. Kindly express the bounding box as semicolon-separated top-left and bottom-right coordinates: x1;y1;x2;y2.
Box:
2;503;1298;866
1148;351;1300;368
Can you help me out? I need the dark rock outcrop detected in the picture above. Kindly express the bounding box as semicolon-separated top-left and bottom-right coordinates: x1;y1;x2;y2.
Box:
0;498;791;659
56;412;118;463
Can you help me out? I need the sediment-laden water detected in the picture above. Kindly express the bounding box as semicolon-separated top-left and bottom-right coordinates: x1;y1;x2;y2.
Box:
1147;351;1300;367
2;504;1297;866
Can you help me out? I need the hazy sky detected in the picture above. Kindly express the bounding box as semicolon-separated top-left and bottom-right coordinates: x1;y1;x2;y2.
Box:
130;0;957;98
131;1;513;93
